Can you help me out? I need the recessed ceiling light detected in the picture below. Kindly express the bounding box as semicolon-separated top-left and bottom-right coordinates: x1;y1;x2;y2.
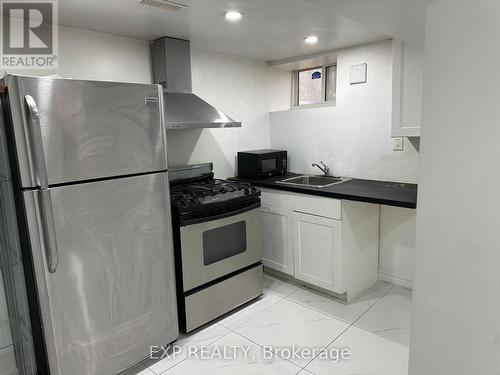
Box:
305;35;319;44
225;11;242;22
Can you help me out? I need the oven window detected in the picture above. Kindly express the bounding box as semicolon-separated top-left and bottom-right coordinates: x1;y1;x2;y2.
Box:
202;221;247;265
261;158;277;173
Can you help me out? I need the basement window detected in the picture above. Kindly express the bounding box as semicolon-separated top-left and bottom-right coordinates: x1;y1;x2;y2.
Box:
293;64;337;108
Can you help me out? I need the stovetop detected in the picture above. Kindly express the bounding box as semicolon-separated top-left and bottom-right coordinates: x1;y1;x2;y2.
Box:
170;177;260;212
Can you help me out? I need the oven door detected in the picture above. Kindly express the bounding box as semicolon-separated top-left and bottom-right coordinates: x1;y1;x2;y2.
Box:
179;203;262;292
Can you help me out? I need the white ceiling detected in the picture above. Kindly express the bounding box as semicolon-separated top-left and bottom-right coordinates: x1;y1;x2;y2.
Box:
58;0;424;63
304;0;425;46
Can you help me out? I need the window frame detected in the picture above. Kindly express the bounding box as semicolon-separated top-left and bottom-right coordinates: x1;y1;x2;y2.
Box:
292;64;337;109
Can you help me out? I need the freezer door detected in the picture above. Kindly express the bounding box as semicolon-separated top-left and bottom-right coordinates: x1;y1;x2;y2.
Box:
4;75;166;188
23;172;178;375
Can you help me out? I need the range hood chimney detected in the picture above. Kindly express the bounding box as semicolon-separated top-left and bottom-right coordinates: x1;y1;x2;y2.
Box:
151;37;241;129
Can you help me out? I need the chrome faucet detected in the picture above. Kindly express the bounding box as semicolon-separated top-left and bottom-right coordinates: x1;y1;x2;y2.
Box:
312;161;329;176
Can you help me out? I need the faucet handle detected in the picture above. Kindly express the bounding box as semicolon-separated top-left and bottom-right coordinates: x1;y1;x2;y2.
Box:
320;161;330;175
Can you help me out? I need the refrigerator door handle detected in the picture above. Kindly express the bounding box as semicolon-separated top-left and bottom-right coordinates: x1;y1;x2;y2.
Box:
24;94;49;188
39;189;59;273
24;95;58;272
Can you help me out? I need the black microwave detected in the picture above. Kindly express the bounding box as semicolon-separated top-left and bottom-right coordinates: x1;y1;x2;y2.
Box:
237;149;287;178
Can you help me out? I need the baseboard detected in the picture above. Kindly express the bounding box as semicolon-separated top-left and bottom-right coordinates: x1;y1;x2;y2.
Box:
264;267;347;301
378;272;413;289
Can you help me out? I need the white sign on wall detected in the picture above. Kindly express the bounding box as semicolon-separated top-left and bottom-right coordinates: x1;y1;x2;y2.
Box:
350;63;367;85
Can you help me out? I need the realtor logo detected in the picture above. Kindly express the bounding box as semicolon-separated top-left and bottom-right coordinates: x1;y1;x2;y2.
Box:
1;0;58;68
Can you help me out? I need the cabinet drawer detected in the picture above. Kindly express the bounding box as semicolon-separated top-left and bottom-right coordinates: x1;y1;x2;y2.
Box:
261;188;341;220
184;264;263;332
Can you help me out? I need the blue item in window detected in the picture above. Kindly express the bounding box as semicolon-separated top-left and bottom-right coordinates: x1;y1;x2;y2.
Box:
312;71;321;79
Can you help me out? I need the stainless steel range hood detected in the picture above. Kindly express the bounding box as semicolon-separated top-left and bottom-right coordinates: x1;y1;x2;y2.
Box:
151;37;241;129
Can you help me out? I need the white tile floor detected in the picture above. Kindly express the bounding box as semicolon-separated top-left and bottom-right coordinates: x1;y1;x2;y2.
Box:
124;274;412;375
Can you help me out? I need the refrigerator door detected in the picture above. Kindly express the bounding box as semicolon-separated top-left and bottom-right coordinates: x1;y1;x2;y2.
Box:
23;172;178;375
4;75;166;188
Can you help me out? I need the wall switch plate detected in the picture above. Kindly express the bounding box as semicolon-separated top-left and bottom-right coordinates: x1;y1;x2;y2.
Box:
393;137;404;151
350;63;367;84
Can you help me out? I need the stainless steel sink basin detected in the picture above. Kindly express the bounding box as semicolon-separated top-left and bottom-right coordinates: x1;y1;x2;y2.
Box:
277;175;351;188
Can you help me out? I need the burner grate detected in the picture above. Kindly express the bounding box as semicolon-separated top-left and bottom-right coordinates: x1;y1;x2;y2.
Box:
170;179;258;210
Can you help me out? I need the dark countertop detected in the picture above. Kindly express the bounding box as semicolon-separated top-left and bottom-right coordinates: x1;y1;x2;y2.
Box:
230;173;417;209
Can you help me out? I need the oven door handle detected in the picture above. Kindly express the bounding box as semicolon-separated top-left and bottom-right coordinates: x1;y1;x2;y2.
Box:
181;201;261;226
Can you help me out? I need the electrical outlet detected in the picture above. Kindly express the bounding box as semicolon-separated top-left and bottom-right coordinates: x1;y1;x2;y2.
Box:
393;137;404;151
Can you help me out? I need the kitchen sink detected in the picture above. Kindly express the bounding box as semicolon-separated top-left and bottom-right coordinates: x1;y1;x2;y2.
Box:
277;175;351;188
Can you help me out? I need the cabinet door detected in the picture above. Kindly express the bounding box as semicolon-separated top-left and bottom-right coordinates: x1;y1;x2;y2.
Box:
293;212;344;293
392;39;424;137
261;205;294;275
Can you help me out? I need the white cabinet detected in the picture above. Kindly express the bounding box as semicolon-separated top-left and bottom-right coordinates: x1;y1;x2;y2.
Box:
261;205;294;275
392;39;424;137
292;212;343;294
260;188;379;301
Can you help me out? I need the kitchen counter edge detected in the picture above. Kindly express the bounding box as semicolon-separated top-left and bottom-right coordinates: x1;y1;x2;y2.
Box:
229;174;417;209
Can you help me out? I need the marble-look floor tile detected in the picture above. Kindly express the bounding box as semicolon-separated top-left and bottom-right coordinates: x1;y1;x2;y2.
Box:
263;274;299;298
142;323;230;373
118;362;155;375
235;298;349;367
305;326;409;375
218;292;282;330
369;281;395;294
354;286;412;346
296;370;314;374
164;332;301;375
286;287;384;324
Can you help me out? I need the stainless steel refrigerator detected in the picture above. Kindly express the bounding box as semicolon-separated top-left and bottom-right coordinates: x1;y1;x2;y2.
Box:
0;75;178;375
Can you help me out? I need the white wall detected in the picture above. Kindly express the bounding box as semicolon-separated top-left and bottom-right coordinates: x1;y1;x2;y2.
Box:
268;67;293;113
269;40;418;182
268;40;417;287
1;25;152;83
379;206;416;287
410;0;500;373
166;50;271;178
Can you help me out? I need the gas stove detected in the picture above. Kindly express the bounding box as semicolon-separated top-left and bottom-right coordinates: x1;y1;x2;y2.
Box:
170;178;260;211
169;164;261;217
168;163;263;333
